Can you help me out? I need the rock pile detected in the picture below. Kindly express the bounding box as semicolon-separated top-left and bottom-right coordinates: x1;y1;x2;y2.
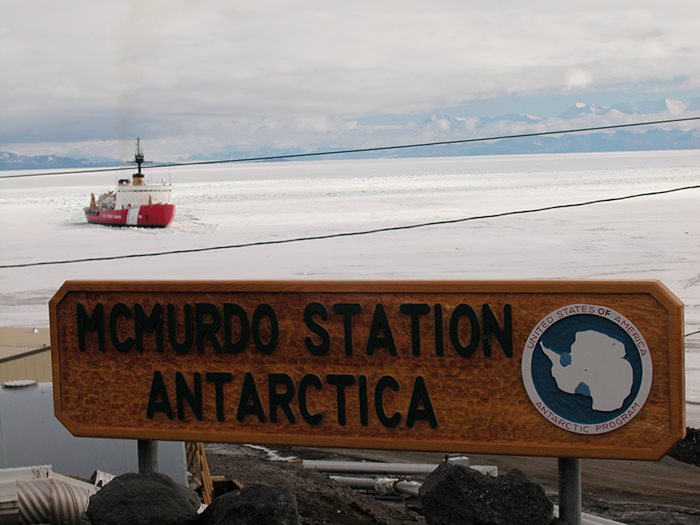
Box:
669;427;700;467
200;484;300;525
86;473;300;525
419;462;553;525
86;472;200;525
86;462;561;525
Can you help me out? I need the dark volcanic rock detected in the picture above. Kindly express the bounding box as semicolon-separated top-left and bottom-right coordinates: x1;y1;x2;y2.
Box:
86;472;200;525
201;483;300;525
419;463;553;525
669;427;700;467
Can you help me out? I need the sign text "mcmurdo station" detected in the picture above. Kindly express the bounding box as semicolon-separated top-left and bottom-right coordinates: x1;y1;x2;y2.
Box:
75;298;512;429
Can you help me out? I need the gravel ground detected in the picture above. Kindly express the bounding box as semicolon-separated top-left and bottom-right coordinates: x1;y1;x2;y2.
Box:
205;430;700;525
206;444;425;524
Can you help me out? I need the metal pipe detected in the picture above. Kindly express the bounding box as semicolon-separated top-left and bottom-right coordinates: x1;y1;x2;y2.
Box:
302;459;497;477
329;476;422;497
17;479;93;525
393;480;421;497
0;467;95;525
330;476;378;491
305;461;437;475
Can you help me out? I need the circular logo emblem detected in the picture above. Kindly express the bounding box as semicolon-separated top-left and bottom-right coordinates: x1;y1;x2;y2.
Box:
521;304;652;434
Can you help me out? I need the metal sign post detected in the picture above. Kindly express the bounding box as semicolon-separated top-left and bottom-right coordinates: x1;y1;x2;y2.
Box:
137;439;158;474
558;457;581;525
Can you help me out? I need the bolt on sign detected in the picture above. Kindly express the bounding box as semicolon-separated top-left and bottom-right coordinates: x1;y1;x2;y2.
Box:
49;281;685;460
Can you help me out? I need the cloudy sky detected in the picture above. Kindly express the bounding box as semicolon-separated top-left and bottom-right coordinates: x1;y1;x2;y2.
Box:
2;0;699;160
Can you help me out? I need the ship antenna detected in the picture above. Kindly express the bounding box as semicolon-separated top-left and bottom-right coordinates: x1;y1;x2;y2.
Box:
134;137;144;176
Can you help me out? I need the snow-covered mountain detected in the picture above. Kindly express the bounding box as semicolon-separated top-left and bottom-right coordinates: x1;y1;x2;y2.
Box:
409;96;699;157
421;113;543;133
2;97;698;169
559;97;698;119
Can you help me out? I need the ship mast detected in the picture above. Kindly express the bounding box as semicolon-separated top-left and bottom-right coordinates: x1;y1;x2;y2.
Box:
135;138;144;176
133;138;145;185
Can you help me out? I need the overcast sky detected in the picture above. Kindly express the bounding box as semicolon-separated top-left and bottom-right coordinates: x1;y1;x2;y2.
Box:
1;1;699;160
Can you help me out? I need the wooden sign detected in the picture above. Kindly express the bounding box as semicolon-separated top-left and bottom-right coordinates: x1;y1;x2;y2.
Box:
49;280;685;460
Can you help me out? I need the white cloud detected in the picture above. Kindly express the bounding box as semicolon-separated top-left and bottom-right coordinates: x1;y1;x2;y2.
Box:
2;0;699;158
566;70;594;90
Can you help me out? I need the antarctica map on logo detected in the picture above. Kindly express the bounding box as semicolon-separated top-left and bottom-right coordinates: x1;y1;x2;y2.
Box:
522;304;653;435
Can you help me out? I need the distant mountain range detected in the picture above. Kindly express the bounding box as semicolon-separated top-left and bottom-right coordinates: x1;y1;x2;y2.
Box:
2;97;698;169
558;97;700;119
407;97;700;157
422;97;700;133
0;151;126;171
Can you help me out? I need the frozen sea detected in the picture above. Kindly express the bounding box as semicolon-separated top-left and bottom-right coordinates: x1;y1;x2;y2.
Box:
1;150;699;422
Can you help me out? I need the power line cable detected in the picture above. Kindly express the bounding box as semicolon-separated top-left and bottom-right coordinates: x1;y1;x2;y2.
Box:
1;116;699;180
2;183;698;269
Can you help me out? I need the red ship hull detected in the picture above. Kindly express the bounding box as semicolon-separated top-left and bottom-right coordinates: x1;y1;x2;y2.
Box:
84;203;175;227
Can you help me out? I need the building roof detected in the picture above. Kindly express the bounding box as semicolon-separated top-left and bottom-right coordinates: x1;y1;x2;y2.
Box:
0;327;50;362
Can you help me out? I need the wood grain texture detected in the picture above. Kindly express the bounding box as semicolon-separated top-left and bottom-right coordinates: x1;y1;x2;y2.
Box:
49;280;684;460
